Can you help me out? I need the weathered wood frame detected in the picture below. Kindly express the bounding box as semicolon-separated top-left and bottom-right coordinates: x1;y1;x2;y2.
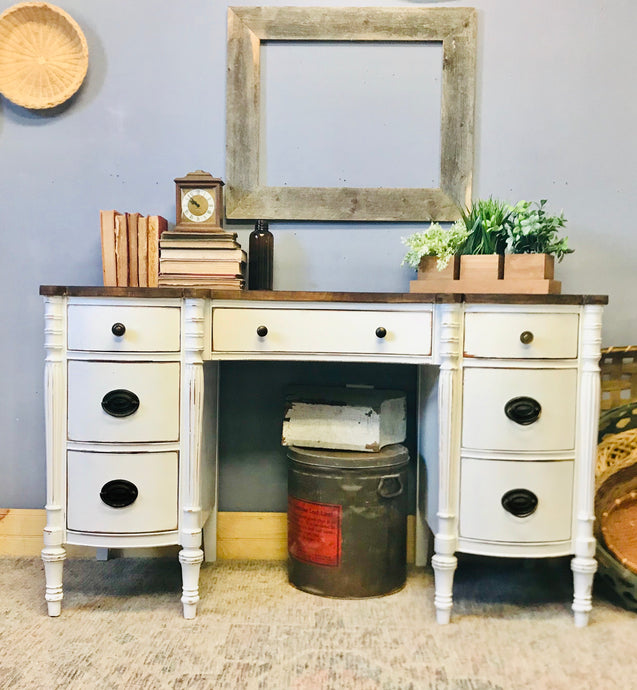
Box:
226;6;477;222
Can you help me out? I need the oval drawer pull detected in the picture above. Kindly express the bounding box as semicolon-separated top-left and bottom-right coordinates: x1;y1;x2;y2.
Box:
256;325;268;337
100;479;139;508
501;488;538;518
375;326;387;339
111;322;126;337
101;389;140;417
519;330;534;344
504;396;541;425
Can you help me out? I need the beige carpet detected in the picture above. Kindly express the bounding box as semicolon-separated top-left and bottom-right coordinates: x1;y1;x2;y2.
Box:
0;555;635;689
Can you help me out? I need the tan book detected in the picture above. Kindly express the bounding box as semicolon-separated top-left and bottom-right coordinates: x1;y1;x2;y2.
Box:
147;215;168;287
159;259;246;275
114;212;129;286
99;210;118;286
159;248;246;261
137;215;149;287
159;237;240;250
127;212;140;287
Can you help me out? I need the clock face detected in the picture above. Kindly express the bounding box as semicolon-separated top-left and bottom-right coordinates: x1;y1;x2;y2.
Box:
182;188;215;223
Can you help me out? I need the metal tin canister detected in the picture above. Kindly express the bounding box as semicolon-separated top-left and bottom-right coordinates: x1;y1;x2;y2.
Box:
287;444;409;598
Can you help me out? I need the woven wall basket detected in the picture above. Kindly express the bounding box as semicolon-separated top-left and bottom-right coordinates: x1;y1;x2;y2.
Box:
0;2;88;109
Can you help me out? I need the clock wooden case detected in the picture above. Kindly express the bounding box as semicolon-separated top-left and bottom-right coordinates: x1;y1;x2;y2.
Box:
174;171;225;232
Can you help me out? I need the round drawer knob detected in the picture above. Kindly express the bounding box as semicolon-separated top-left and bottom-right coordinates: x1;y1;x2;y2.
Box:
256;325;268;337
101;389;140;417
501;488;538;518
375;326;387;339
100;479;138;508
520;330;534;345
111;322;126;337
504;396;541;425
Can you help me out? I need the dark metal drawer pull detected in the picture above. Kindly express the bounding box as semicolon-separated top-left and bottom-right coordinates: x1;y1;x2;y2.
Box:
101;389;140;417
111;322;126;337
501;488;538;518
375;326;387;339
519;330;534;344
256;325;268;337
504;396;541;425
100;479;138;508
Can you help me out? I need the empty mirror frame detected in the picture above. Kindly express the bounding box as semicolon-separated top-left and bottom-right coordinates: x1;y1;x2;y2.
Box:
226;6;477;222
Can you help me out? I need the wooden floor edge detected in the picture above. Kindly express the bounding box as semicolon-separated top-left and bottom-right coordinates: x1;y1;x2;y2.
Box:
0;509;416;562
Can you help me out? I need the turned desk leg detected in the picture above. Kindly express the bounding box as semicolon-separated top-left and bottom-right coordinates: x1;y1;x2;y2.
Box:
179;545;204;619
432;552;457;624
571;556;597;627
570;304;603;627
43;296;66;617
432;303;462;624
41;542;65;617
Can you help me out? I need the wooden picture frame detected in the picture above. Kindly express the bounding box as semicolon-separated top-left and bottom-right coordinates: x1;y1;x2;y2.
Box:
226;6;477;222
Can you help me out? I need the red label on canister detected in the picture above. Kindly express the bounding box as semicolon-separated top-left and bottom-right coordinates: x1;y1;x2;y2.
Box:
288;496;342;567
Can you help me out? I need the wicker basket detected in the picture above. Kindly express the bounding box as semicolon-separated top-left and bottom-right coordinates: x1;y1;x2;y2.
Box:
595;541;637;612
600;345;637;411
595;402;637;579
0;2;88;109
595;455;637;572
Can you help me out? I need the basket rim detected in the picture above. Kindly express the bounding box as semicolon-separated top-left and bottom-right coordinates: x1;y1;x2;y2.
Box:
0;1;89;109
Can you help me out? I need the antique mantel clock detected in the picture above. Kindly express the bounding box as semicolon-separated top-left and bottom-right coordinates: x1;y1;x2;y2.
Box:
174;171;225;232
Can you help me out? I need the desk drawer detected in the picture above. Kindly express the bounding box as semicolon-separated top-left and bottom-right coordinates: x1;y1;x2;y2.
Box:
67;450;178;533
212;308;432;356
68;361;180;442
464;312;579;359
459;457;573;543
68;305;181;352
462;367;577;451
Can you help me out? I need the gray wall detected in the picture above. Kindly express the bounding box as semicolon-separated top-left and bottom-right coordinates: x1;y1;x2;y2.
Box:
1;0;635;510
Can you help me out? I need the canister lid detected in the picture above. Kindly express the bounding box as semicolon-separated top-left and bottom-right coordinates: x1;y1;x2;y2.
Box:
287;444;409;469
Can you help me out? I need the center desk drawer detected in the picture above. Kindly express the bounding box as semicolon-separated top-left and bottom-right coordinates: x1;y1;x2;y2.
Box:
68;361;180;443
212;308;432;356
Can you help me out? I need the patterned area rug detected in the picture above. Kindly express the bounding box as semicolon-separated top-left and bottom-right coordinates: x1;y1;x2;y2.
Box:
0;556;635;689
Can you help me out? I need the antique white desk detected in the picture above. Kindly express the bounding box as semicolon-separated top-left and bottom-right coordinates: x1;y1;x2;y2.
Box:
40;287;607;625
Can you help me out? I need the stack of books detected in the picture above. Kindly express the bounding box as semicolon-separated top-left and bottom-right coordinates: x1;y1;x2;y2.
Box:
158;231;246;289
100;210;167;287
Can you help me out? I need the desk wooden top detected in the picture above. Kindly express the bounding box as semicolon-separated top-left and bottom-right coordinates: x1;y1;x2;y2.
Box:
39;286;608;305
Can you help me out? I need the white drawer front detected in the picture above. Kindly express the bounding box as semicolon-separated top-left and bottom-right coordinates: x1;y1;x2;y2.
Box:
67;450;178;533
212;308;432;356
68;361;180;442
459;458;573;543
464;312;579;359
462;368;577;451
68;305;181;352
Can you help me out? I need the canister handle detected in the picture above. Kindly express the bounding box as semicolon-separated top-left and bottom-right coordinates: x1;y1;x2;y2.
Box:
377;474;403;499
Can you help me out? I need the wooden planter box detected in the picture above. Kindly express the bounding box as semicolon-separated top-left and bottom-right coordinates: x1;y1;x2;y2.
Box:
410;253;562;294
504;253;555;280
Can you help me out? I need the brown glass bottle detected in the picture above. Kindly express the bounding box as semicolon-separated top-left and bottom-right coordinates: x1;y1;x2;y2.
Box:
248;220;274;290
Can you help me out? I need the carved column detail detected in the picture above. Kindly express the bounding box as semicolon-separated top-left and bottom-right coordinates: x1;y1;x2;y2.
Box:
572;304;603;626
41;296;67;616
431;302;463;624
179;298;206;619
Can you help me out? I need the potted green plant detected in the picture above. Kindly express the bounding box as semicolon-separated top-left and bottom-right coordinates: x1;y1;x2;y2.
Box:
457;197;513;280
505;199;573;280
402;221;468;281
